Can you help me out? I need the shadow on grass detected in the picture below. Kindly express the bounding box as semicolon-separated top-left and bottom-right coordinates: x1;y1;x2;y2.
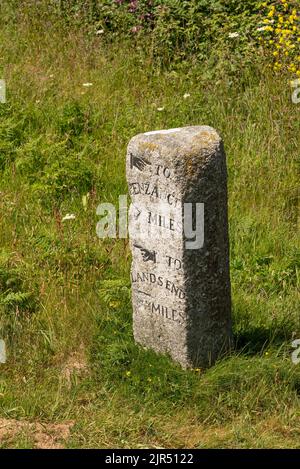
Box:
233;324;290;355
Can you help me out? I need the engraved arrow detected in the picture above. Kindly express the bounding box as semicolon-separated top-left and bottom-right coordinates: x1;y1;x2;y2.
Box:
133;206;142;220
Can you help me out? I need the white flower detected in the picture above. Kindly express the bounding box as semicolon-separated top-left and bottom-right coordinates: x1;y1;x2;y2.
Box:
82;83;93;87
96;29;104;35
157;107;165;111
257;26;267;32
183;93;191;99
228;32;239;38
62;214;76;222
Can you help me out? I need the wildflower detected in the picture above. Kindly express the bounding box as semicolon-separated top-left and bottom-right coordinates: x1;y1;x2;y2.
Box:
183;93;191;99
289;63;297;73
131;25;142;33
96;29;104;35
62;214;76;221
228;32;239;38
129;0;138;13
82;83;93;87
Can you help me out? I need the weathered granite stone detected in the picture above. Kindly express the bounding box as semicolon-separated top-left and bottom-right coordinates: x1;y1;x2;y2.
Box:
126;126;232;368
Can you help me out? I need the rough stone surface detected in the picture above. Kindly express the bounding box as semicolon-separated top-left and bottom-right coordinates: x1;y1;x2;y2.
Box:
127;126;232;368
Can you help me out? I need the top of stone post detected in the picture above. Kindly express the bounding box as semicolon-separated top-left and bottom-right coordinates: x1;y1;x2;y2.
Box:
128;125;222;155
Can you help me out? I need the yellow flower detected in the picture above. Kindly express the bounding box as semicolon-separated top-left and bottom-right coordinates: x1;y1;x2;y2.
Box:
261;1;300;78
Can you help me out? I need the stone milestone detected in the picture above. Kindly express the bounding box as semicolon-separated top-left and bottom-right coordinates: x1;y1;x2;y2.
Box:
126;126;232;368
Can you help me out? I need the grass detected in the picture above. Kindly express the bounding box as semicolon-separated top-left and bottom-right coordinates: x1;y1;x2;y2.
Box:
0;2;299;448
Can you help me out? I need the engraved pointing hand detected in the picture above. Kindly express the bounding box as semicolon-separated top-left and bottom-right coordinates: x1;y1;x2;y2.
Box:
130;153;151;171
140;249;156;262
133;244;156;263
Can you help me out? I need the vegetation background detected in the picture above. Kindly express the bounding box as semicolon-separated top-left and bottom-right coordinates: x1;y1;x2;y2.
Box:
0;0;299;448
